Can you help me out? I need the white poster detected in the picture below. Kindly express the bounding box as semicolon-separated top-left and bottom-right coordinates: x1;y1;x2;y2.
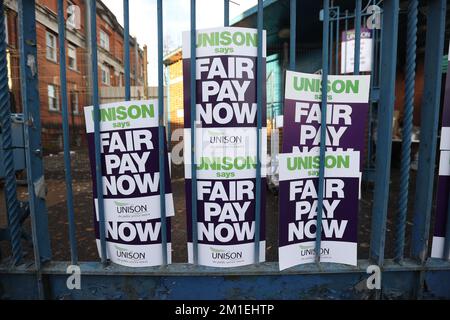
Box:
341;28;373;74
182;27;267;267
84;100;174;267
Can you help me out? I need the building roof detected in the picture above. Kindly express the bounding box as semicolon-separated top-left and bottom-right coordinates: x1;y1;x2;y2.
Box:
230;0;358;50
232;0;450;65
163;47;182;66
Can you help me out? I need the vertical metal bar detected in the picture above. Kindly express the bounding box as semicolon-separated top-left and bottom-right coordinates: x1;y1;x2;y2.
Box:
411;0;447;263
377;13;384;86
89;0;107;266
394;0;418;263
335;7;339;75
18;0;51;299
190;0;198;265
157;0;168;266
315;0;329;263
369;0;375;80
124;0;131;100
329;16;333;72
224;0;229;27
18;0;52;263
289;0;296;70
57;0;78;265
254;0;263;264
0;0;23;266
354;0;362;74
366;0;377;170
369;0;399;266
344;10;348;74
444;188;450;260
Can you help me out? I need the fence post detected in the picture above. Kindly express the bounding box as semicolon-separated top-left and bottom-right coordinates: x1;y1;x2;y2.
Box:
0;0;23;266
289;0;296;70
224;0;229;27
315;0;330;264
394;0;418;263
124;0;130;101
88;0;107;266
369;0;399;266
18;0;51;299
190;0;198;265
57;0;78;265
444;188;450;260
17;0;52;263
254;0;263;264
353;0;362;75
411;0;447;263
334;6;339;75
157;0;168;266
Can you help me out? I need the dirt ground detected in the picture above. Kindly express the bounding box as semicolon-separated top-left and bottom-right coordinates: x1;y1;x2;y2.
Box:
0;145;426;264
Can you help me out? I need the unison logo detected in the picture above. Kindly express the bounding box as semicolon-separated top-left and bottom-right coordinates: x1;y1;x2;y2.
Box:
299;245;330;257
197;31;258;48
287;155;350;171
95;104;155;122
209;247;243;260
207;130;244;144
114;245;146;260
197;156;257;171
293;76;360;94
114;201;149;214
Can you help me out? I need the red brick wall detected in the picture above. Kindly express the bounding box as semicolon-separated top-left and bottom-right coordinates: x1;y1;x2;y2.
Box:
168;59;184;126
166;58;184;149
5;7;86;151
96;14;144;87
5;1;145;152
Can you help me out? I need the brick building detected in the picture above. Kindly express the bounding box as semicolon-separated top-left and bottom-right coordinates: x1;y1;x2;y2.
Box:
4;0;147;151
163;48;183;143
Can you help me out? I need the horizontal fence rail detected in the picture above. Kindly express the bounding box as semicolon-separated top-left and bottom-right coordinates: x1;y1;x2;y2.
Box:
0;0;449;300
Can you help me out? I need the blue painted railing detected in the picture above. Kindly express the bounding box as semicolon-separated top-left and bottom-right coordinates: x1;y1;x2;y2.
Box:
157;0;168;266
57;0;77;266
0;0;449;300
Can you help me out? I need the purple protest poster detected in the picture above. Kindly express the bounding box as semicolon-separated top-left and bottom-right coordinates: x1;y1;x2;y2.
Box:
279;71;370;270
431;46;450;259
84;100;174;267
182;27;267;267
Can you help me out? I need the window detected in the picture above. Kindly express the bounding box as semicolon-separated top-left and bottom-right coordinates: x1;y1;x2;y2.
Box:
101;65;110;85
67;1;80;30
99;30;109;51
48;85;59;111
116;41;123;62
46;32;57;62
68;44;77;70
70;92;79;115
119;73;124;87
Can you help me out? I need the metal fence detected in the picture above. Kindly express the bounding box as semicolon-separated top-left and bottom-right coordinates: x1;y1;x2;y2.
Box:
0;0;449;300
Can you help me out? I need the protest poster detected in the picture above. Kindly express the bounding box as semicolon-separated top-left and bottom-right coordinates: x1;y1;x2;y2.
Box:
341;28;373;74
431;47;450;259
84;100;174;267
279;71;370;270
182;27;267;267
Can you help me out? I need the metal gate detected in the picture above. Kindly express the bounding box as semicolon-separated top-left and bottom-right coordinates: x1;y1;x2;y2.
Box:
0;0;449;300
